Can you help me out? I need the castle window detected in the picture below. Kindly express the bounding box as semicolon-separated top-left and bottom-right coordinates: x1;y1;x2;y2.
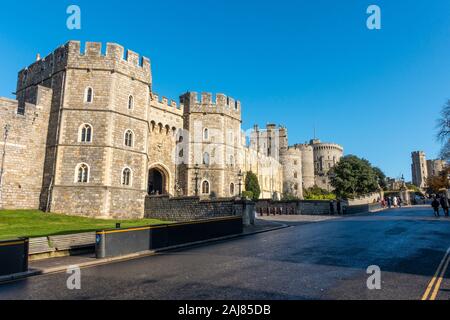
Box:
122;167;132;186
203;152;210;166
202;180;210;195
79;124;93;143
75;163;90;183
203;128;209;140
124;130;134;147
294;183;298;191
128;95;134;110
230;183;235;196
294;172;298;179
229;155;234;167
85;87;93;103
294;160;298;165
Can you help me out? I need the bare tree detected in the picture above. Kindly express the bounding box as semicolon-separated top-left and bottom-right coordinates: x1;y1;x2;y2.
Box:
436;100;450;161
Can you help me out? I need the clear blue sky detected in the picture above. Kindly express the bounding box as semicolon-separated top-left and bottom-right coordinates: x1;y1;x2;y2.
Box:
1;0;449;180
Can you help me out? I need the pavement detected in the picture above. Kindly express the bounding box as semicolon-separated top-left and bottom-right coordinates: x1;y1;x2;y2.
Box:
1;206;450;300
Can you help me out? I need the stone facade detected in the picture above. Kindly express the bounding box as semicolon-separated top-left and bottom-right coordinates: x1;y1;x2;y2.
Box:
411;151;428;188
0;41;283;217
426;159;447;178
250;125;343;195
0;40;344;218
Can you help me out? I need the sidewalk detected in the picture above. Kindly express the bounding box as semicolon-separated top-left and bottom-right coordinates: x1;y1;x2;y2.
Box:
0;219;287;283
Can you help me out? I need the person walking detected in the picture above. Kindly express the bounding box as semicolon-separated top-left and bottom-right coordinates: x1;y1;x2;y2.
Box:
387;196;391;208
432;197;440;217
398;196;403;208
440;195;449;217
393;196;398;208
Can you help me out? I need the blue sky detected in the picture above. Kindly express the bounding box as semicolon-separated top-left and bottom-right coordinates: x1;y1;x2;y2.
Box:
1;0;449;180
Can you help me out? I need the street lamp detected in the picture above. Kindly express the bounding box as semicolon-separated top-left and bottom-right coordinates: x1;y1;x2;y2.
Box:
238;169;244;198
193;164;200;196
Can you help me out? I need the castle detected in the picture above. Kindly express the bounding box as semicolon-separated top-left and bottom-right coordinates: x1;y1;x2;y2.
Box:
411;151;447;189
0;41;343;218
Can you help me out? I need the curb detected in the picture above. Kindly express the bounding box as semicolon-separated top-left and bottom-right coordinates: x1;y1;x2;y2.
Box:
0;222;288;284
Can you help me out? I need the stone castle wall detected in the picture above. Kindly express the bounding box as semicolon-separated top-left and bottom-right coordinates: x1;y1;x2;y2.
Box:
144;195;244;221
0;86;52;209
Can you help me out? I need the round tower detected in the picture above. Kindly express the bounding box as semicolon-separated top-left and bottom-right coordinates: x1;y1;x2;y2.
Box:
296;144;314;189
280;147;303;199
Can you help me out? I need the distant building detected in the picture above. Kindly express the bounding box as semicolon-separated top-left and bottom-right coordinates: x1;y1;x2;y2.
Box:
426;159;447;178
411;151;428;188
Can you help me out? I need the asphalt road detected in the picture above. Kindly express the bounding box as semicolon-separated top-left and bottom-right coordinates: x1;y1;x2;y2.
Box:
1;206;450;300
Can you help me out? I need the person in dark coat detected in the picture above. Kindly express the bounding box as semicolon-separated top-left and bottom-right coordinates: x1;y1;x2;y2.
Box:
440;195;449;217
432;197;440;217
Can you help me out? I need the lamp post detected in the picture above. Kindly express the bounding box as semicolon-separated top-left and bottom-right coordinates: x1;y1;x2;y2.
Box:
238;169;244;198
0;124;11;209
193;164;200;196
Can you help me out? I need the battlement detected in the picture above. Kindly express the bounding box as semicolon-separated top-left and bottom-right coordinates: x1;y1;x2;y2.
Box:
150;93;184;115
180;92;241;115
17;41;152;92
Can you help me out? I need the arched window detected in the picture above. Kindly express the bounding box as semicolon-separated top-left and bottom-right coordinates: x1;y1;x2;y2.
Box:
124;130;134;147
202;181;210;195
230;183;235;196
128;95;134;110
75;163;89;183
203;128;209;140
79;124;93;143
122;167;132;186
85;87;93;103
203;152;210;166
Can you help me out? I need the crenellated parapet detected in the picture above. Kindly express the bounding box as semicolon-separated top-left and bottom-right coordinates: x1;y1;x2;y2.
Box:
150;93;184;116
180;92;241;121
17;41;152;92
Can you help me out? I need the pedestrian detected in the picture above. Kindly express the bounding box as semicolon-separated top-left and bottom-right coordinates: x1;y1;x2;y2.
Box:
387;196;391;208
432;197;440;217
440;195;449;217
337;199;342;215
393;196;398;208
329;200;335;215
398;196;403;208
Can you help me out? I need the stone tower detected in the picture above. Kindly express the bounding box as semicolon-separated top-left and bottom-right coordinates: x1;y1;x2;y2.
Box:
310;139;344;190
179;92;242;197
280;147;303;199
411;151;428;188
16;41;152;217
295;143;315;189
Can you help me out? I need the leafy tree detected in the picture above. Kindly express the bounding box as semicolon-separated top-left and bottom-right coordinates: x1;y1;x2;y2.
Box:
329;155;380;198
303;186;336;200
372;167;387;190
406;183;420;192
426;166;450;194
241;191;254;200
436;100;450;161
244;171;261;201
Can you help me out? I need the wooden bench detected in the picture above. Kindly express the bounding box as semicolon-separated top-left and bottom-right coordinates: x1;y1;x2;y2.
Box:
29;237;55;255
48;232;96;251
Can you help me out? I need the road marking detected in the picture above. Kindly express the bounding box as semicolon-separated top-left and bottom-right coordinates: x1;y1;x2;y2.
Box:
422;247;450;300
430;254;450;300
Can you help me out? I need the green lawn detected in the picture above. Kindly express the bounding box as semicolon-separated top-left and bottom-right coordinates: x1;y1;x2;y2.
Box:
0;210;169;240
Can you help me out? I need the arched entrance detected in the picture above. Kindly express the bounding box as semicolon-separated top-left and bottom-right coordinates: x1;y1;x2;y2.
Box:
148;167;168;195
